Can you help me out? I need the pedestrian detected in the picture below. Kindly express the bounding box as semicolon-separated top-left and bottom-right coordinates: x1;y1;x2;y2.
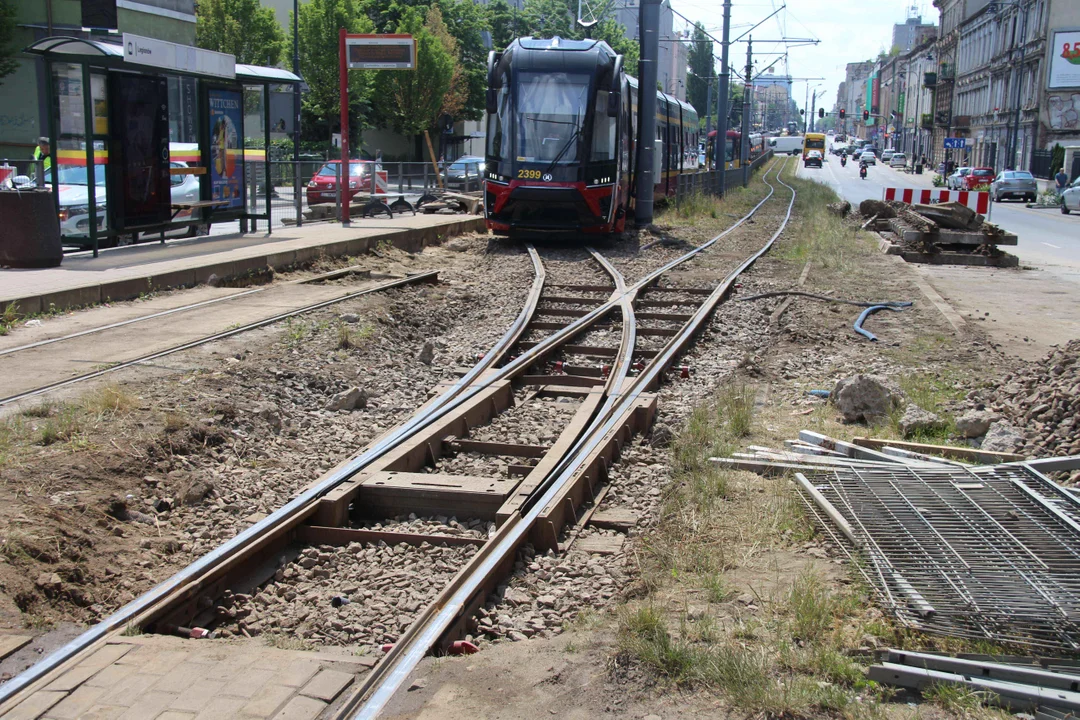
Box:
1056;167;1070;197
32;136;51;184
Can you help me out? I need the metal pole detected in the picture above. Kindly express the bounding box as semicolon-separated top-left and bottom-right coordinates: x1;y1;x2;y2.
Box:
293;0;300;168
705;77;712;164
635;0;661;224
294;160;302;227
339;28;350;226
741;38;752;186
810;90;817;133
81;64;99;259
716;0;731;195
1008;1;1028;171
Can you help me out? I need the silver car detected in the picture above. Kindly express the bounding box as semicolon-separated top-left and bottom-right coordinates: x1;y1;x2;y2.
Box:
859;151;876;165
1062;176;1080;215
991;170;1037;202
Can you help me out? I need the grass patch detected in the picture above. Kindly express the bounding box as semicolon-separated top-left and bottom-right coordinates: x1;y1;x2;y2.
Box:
922;682;1010;718
774;171;875;274
82;384;136;416
672;381;755;477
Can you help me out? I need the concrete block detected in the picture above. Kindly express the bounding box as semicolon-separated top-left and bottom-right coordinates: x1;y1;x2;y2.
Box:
270;659;319;689
83;661;138;688
4;690;66;720
99;277;153;303
166;680;224;712
44;664;100;692
44;684;108;719
270;696;326;720
193;696;247;720
148;269;197;292
193;262;236;285
0;296;42;318
147;661;209;694
38;285;101;314
79;705;126;719
116;691;175;720
77;645;134;671
298;669;352;702
239;683;294;717
106;672;163;707
219;668;274;699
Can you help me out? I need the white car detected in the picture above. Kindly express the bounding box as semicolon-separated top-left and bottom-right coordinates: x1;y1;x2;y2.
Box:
947;166;971;190
1062;176;1080;215
881;149;896;162
57;161;201;248
859;151;877;165
889;152;907;168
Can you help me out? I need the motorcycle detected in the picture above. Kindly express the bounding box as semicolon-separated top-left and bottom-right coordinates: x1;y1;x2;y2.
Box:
859;163;867;180
841;155;847;168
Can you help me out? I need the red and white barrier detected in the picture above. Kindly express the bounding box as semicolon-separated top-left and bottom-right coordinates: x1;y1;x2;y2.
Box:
883;187;989;215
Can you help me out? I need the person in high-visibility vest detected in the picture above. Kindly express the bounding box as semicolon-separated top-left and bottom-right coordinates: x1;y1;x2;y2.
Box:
32;136;51;183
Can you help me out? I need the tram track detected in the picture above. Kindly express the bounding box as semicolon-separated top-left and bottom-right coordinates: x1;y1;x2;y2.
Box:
0;156;796;719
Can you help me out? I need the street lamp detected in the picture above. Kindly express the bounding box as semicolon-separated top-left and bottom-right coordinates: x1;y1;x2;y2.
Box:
804;82;820;133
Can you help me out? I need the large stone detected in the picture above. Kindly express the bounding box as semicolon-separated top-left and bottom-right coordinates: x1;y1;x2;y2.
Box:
832;375;903;424
955;409;994;439
899;404;946;438
418;341;435;365
326;387;367;412
981;421;1024;453
910;201;980;230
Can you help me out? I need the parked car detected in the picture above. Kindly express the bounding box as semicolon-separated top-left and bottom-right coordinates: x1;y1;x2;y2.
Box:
990;170;1037;202
947;166;971;190
963;167;995;190
889;152;907;168
881;149;896;162
305;160;385;206
57;161;201;249
859;151;877;165
442;156;485;191
1061;176;1080;215
803;149;823;168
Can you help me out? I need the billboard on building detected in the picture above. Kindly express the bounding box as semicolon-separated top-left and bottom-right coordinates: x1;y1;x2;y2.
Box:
1049;30;1080;89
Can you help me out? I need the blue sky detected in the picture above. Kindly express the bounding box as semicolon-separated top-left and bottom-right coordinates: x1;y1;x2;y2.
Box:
667;0;931;113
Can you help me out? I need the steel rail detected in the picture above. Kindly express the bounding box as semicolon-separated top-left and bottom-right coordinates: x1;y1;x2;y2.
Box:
0;271;442;408
2;155;783;709
348;157;796;719
0;263;382;359
0;249;546;709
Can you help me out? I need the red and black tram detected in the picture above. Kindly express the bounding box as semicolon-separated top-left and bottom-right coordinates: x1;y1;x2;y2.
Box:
483;37;699;238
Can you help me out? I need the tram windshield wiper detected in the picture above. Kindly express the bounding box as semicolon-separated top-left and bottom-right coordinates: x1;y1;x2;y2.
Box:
542;127;581;176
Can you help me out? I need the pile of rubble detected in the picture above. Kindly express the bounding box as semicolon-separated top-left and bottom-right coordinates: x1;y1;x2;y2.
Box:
860;199;1018;267
968;339;1080;463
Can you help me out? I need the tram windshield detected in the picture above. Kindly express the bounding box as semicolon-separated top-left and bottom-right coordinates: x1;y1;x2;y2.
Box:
515;71;590;164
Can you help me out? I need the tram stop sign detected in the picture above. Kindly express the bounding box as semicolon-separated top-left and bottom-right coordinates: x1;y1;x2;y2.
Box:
345;35;416;70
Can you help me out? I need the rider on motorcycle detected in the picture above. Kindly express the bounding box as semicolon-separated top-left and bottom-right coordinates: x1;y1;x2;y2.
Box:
841;152;847;167
859;159;868;178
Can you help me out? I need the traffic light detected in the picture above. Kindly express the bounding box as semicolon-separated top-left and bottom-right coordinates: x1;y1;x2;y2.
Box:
863;110;870;121
818;108;825;118
839;108;846;120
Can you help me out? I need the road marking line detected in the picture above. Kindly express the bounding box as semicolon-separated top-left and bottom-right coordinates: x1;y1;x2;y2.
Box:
1042;242;1062;249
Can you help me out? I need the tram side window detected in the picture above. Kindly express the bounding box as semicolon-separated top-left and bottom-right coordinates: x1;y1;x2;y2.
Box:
486;84;511;164
592;91;616;161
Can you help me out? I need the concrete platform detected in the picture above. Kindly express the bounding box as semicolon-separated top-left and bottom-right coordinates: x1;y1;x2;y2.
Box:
0;635;375;720
0;214;485;317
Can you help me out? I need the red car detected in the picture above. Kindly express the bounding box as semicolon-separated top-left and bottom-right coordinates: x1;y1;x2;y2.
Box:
305;161;386;206
963;167;995;190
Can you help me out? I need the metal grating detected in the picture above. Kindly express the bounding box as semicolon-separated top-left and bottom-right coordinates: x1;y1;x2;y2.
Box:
799;463;1080;651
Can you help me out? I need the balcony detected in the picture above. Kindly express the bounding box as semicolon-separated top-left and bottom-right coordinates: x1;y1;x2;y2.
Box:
935;110;952;126
938;63;955;81
921;113;934;129
924;72;938;88
953;114;971;128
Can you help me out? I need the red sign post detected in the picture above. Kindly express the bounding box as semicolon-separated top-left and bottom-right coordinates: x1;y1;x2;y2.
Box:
337;32;416;225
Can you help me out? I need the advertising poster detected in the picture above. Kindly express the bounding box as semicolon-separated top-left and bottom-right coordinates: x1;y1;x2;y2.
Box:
208;88;244;210
1049;31;1080;89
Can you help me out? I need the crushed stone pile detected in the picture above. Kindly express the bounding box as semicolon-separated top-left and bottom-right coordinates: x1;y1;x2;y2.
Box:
970;340;1080;460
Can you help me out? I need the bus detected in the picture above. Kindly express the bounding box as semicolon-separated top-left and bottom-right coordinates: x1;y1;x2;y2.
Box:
803;132;826;162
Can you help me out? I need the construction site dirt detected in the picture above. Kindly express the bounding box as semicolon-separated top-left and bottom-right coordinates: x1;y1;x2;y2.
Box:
0;159;1077;719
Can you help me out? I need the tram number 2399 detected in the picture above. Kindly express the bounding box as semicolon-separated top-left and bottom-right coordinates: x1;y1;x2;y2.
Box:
517;169;543;179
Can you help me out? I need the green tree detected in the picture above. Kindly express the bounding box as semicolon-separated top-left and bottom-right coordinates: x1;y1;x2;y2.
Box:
488;0;520;51
297;0;374;145
686;22;712;118
196;0;287;67
372;6;453;137
0;0;18;86
513;0;638;67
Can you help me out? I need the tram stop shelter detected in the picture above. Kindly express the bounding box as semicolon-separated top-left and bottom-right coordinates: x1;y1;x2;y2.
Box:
25;35;302;257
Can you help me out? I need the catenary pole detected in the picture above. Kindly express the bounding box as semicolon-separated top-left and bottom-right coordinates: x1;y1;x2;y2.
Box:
635;0;661;224
741;37;752;186
716;0;731;196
